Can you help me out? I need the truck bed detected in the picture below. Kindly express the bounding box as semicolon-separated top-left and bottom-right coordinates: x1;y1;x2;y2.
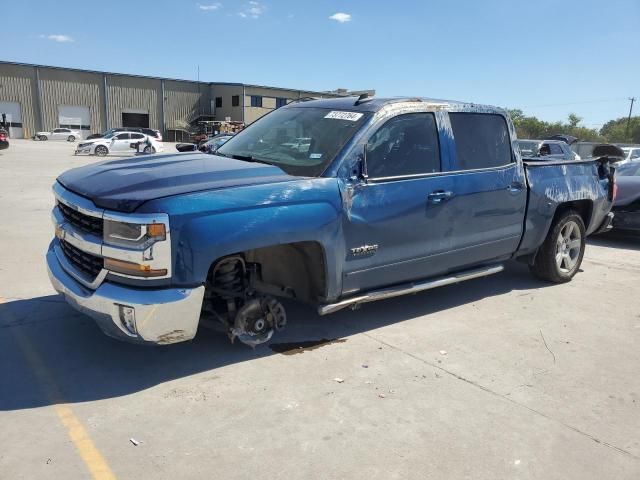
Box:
517;157;613;256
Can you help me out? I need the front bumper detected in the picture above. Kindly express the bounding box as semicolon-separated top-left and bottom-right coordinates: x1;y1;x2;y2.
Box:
47;241;205;344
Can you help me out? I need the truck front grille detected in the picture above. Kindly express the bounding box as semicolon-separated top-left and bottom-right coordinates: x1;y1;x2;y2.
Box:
60;239;103;280
58;201;103;236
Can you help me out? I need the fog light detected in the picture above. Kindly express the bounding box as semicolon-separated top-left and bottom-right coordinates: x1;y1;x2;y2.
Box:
118;304;137;334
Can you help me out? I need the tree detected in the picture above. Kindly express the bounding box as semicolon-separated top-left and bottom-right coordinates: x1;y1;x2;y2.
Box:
506;109;604;142
600;117;640;144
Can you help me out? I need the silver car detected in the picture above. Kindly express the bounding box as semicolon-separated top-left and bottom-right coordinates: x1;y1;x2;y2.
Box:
34;128;82;142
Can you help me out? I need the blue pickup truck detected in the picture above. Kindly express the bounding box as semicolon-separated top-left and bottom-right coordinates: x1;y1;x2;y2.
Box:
47;97;618;346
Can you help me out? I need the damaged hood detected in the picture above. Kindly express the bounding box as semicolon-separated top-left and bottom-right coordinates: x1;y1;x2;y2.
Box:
57;152;295;212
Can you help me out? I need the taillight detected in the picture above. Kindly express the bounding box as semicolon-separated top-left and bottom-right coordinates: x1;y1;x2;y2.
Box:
0;133;6;141
613;180;618;201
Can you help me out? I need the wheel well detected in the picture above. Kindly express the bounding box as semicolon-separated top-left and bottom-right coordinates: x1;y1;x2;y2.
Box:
553;200;593;229
208;241;327;304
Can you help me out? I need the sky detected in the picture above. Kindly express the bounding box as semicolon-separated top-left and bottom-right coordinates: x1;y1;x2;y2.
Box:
3;0;639;129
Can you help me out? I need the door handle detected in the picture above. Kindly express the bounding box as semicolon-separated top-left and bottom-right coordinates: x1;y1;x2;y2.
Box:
506;183;524;193
427;191;453;204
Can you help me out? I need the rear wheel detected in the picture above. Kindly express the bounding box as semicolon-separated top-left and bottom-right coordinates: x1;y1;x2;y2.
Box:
39;135;48;141
95;145;108;157
529;210;585;283
67;135;76;142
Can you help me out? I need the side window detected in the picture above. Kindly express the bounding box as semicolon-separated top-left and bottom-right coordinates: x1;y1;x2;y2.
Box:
366;113;440;178
130;133;144;140
630;149;640;160
53;129;62;133
116;133;130;140
549;144;563;155
449;113;512;170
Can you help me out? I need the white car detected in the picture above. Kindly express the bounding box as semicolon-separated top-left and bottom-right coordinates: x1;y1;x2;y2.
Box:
75;132;164;156
619;147;640;165
34;128;82;142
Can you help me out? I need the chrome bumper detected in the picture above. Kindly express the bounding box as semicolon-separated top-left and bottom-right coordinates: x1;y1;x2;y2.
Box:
46;242;205;345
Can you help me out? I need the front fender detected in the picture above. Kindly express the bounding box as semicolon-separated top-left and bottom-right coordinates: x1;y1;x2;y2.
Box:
138;179;345;300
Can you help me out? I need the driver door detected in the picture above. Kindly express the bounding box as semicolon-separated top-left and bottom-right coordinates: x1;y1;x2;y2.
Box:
341;112;458;294
110;132;131;152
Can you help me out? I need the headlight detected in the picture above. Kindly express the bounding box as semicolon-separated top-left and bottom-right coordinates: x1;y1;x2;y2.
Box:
103;220;166;249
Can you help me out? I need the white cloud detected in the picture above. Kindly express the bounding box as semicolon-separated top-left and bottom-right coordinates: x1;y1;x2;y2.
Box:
198;3;221;11
329;12;351;23
40;34;74;43
238;1;265;19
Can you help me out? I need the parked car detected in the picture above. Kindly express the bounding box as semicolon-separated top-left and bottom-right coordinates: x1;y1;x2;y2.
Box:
620;146;640;165
34;128;81;142
518;139;580;161
176;134;235;154
611;162;640;232
0;128;8;150
87;127;162;141
75;132;163;156
47;97;618;348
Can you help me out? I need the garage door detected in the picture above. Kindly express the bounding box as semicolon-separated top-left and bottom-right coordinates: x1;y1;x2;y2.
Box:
58;105;91;139
0;101;24;139
122;111;149;128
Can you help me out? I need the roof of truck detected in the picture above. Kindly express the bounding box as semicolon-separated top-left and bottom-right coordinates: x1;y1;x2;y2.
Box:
286;96;503;114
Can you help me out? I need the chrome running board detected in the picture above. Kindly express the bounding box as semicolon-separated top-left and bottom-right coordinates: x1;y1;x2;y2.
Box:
318;264;504;316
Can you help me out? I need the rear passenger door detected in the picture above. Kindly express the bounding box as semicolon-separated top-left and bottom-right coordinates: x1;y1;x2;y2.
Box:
445;112;527;266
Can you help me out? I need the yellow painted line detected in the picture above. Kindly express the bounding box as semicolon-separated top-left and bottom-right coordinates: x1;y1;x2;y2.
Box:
2;297;116;480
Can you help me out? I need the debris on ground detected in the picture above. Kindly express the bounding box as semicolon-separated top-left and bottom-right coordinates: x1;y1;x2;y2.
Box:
362;364;369;368
333;377;344;383
378;393;386;398
439;350;448;356
130;438;141;446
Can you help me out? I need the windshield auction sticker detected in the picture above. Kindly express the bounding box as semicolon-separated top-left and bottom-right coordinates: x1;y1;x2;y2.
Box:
324;111;364;121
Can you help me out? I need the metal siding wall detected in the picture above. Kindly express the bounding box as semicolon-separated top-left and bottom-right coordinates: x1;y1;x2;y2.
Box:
0;63;38;137
210;84;244;122
164;80;209;131
106;75;161;130
38;68;104;133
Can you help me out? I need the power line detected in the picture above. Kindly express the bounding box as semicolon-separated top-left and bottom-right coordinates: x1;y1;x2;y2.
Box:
518;98;629;109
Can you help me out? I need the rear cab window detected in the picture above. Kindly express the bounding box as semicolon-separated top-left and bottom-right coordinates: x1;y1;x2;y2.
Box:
449;113;513;170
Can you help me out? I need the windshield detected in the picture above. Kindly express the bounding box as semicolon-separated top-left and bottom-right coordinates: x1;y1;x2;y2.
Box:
104;133;115;139
216;107;370;176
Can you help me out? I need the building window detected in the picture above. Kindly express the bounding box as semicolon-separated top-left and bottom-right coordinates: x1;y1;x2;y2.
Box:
276;97;288;108
232;95;240;107
250;95;263;108
215;97;222;108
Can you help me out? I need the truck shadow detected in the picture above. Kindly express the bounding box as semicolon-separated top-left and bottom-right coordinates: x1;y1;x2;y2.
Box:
0;262;549;412
588;231;640;251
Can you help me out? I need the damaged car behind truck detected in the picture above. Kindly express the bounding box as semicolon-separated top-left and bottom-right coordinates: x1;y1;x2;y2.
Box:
47;96;621;347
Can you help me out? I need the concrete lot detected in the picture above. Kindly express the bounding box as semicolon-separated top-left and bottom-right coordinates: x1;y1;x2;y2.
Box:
0;139;639;479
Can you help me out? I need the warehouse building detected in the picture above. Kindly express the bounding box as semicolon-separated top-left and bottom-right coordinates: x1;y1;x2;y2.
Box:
0;61;373;139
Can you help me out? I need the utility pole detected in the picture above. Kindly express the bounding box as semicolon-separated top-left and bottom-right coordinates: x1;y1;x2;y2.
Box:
627;97;636;137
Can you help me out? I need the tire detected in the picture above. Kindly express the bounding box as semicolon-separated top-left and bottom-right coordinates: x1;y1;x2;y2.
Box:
143;146;156;154
39;135;48;141
95;145;108;157
529;210;586;283
67;135;76;142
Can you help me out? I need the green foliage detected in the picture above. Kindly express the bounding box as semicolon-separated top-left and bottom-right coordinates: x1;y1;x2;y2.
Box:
506;109;605;142
599;117;640;144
